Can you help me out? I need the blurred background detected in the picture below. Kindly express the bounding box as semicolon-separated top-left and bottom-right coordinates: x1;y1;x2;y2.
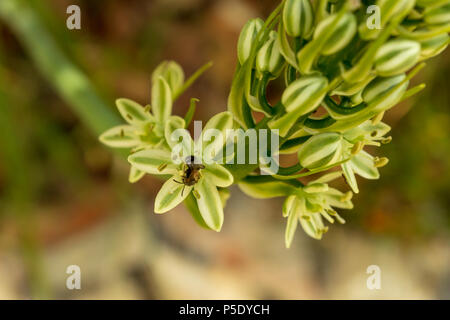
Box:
0;0;448;299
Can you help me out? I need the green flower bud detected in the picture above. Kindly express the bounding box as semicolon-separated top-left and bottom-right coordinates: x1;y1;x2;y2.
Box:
375;39;421;76
362;74;407;104
283;0;314;38
313;13;357;56
282;75;329;113
256;31;285;76
237;18;264;65
297;133;343;169
424;3;450;25
269;75;328;137
152;61;185;96
361;74;409;114
419;33;449;60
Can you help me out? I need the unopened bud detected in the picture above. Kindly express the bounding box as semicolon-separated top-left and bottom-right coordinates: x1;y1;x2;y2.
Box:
297;133;343;169
419;33;449;60
152;61;185;95
303;183;329;194
363;74;407;104
237;18;264;65
424;3;450;25
375;39;421;77
256;32;285;76
314;13;357;56
282;75;329;113
283;0;314;38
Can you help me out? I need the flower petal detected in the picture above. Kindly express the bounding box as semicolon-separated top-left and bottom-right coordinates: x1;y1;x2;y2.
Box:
155;178;192;213
164;116;187;150
322;188;354;209
285;197;304;248
195;177;224;231
282;195;296;218
203;164;234;188
351;151;380;180
200;111;234;156
342;161;359;194
238;177;294;199
129;166;146;183
116;98;151;124
128;149;178;175
99;125;140;148
152;76;173;123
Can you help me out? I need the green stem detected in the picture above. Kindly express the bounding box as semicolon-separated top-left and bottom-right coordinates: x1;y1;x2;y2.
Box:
0;0;122;136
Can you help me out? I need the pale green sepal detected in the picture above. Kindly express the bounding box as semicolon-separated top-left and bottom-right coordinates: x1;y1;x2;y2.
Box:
204;164;234;188
154;178;192;214
151;76;173;123
116;98;151;124
195;177;224;232
99;125;140;148
128;149;178;175
129;166;146;183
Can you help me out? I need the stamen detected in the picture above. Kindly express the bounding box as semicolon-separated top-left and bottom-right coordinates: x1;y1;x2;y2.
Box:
351;141;364;155
372;111;385;125
381;136;392;144
193;190;201;199
158;163;168;172
374;157;389;168
340;191;353;202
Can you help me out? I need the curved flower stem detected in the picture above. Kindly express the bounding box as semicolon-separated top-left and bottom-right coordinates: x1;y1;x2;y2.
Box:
272;157;353;181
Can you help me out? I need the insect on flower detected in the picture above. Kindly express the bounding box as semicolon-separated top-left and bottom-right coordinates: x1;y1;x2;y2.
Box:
174;156;205;196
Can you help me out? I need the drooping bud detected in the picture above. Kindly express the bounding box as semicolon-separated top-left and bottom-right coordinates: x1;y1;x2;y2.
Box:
419;33;449;60
256;31;285;76
237;18;264;65
297;133;343;169
282;75;329;113
362;74;407;104
283;0;314;38
424;3;450;25
374;39;421;76
152;61;185;96
313;12;357;56
269;75;329;137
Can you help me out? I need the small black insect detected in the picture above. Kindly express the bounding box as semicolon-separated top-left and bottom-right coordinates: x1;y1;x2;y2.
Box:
174;156;205;196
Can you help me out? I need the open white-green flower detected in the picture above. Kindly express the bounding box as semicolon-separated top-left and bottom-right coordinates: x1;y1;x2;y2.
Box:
340;120;392;193
99;62;184;183
283;172;353;247
296;120;392;194
128;111;235;231
238;171;353;247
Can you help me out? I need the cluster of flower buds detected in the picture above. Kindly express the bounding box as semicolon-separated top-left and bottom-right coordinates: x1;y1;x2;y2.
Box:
229;0;449;246
100;0;449;248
